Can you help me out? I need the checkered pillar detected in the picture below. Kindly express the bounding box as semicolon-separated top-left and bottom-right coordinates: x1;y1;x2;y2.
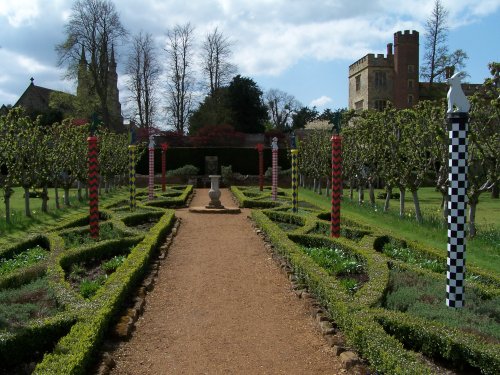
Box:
331;135;342;238
128;145;136;211
271;137;278;201
446;112;469;308
148;137;155;201
291;149;299;212
87;136;99;239
256;143;264;192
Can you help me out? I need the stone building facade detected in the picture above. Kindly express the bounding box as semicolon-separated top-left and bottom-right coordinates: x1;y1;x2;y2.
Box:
348;30;419;111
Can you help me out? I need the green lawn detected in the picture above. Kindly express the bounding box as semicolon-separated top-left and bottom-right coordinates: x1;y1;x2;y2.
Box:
0;187;125;248
298;187;500;275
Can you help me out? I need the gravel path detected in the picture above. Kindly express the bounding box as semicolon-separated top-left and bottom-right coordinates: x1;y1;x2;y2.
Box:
109;188;344;374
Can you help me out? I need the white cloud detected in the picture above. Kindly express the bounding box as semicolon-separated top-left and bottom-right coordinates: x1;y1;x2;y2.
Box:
310;95;333;107
0;0;40;27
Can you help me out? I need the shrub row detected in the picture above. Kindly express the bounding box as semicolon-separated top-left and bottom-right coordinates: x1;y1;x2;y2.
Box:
0;186;189;373
33;210;176;374
252;210;433;374
374;308;500;374
230;186;283;208
143;185;193;208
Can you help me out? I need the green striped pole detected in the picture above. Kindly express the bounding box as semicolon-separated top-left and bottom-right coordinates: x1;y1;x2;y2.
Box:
291;149;299;213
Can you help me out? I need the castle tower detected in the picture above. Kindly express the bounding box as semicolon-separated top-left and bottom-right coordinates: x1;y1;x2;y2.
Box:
108;44;123;131
393;30;419;108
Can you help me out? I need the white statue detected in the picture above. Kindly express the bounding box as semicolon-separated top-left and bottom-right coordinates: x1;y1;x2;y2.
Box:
271;137;278;150
446;71;470;114
149;135;154;148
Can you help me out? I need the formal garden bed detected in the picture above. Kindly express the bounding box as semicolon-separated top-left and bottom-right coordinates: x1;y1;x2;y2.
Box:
231;185;500;374
0;185;192;374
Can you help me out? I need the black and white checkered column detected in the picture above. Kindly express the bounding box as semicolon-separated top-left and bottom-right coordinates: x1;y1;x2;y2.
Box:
446;112;468;308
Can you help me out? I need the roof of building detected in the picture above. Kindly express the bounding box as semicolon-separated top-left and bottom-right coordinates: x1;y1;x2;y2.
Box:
14;78;70;112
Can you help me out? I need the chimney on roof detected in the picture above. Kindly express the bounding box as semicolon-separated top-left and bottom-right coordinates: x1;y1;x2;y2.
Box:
387;43;393;56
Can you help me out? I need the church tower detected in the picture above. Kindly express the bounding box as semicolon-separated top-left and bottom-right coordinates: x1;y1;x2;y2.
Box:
108;44;123;132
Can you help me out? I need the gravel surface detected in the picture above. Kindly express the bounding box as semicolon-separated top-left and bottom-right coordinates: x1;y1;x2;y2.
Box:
108;189;344;374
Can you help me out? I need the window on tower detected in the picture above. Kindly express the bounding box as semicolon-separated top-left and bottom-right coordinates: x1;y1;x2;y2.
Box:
374;99;387;111
375;71;387;88
355;75;361;91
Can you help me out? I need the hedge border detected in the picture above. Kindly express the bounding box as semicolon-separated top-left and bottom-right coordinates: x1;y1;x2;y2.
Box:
252;209;433;374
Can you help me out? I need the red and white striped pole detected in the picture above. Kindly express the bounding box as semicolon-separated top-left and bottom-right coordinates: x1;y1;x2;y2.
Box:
161;143;168;192
256;143;264;192
148;136;155;200
271;137;278;201
331;135;342;238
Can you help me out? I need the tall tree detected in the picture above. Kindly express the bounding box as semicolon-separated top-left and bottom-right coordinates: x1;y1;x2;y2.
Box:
265;89;301;131
56;0;127;128
126;31;161;131
201;27;237;97
188;87;233;135
165;23;196;134
421;0;468;85
292;106;318;129
227;75;268;133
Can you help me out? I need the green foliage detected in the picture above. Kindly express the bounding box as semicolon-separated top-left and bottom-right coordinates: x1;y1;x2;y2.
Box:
385;269;500;341
0;277;59;331
101;255;126;274
166;164;199;177
382;241;445;273
79;277;106;299
0;246;48;277
227;75;268;133
301;246;364;277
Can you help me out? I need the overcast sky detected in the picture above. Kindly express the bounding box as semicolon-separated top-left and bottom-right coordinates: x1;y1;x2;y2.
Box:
1;0;499;124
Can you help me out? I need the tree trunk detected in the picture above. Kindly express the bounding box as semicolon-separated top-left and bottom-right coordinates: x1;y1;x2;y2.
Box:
24;187;32;217
4;191;11;224
64;187;71;206
469;199;477;238
441;193;448;224
318;179;322;195
358;186;364;205
349;179;354;201
411;189;423;223
492;183;499;199
55;187;60;209
326;178;330;197
77;181;83;202
399;188;406;218
368;181;375;207
384;186;392;212
105;178;109;194
41;185;49;213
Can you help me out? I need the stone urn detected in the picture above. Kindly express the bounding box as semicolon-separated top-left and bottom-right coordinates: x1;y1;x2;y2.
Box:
207;175;224;209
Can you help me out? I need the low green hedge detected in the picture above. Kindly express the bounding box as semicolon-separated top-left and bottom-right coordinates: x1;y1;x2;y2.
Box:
34;210;176;374
231;186;283;208
143;185;193;208
0;312;77;371
374;308;500;374
252;210;433;374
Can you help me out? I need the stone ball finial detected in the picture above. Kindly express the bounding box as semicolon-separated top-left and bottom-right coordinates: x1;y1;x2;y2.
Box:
446;71;470;114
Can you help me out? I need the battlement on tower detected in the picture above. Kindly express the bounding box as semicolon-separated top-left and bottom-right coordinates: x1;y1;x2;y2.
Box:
394;30;419;44
349;53;393;76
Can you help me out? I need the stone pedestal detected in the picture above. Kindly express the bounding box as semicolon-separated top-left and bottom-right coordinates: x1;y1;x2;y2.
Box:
206;175;224;209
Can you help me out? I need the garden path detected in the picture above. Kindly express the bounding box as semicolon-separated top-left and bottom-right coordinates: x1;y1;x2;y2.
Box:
108;188;344;374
